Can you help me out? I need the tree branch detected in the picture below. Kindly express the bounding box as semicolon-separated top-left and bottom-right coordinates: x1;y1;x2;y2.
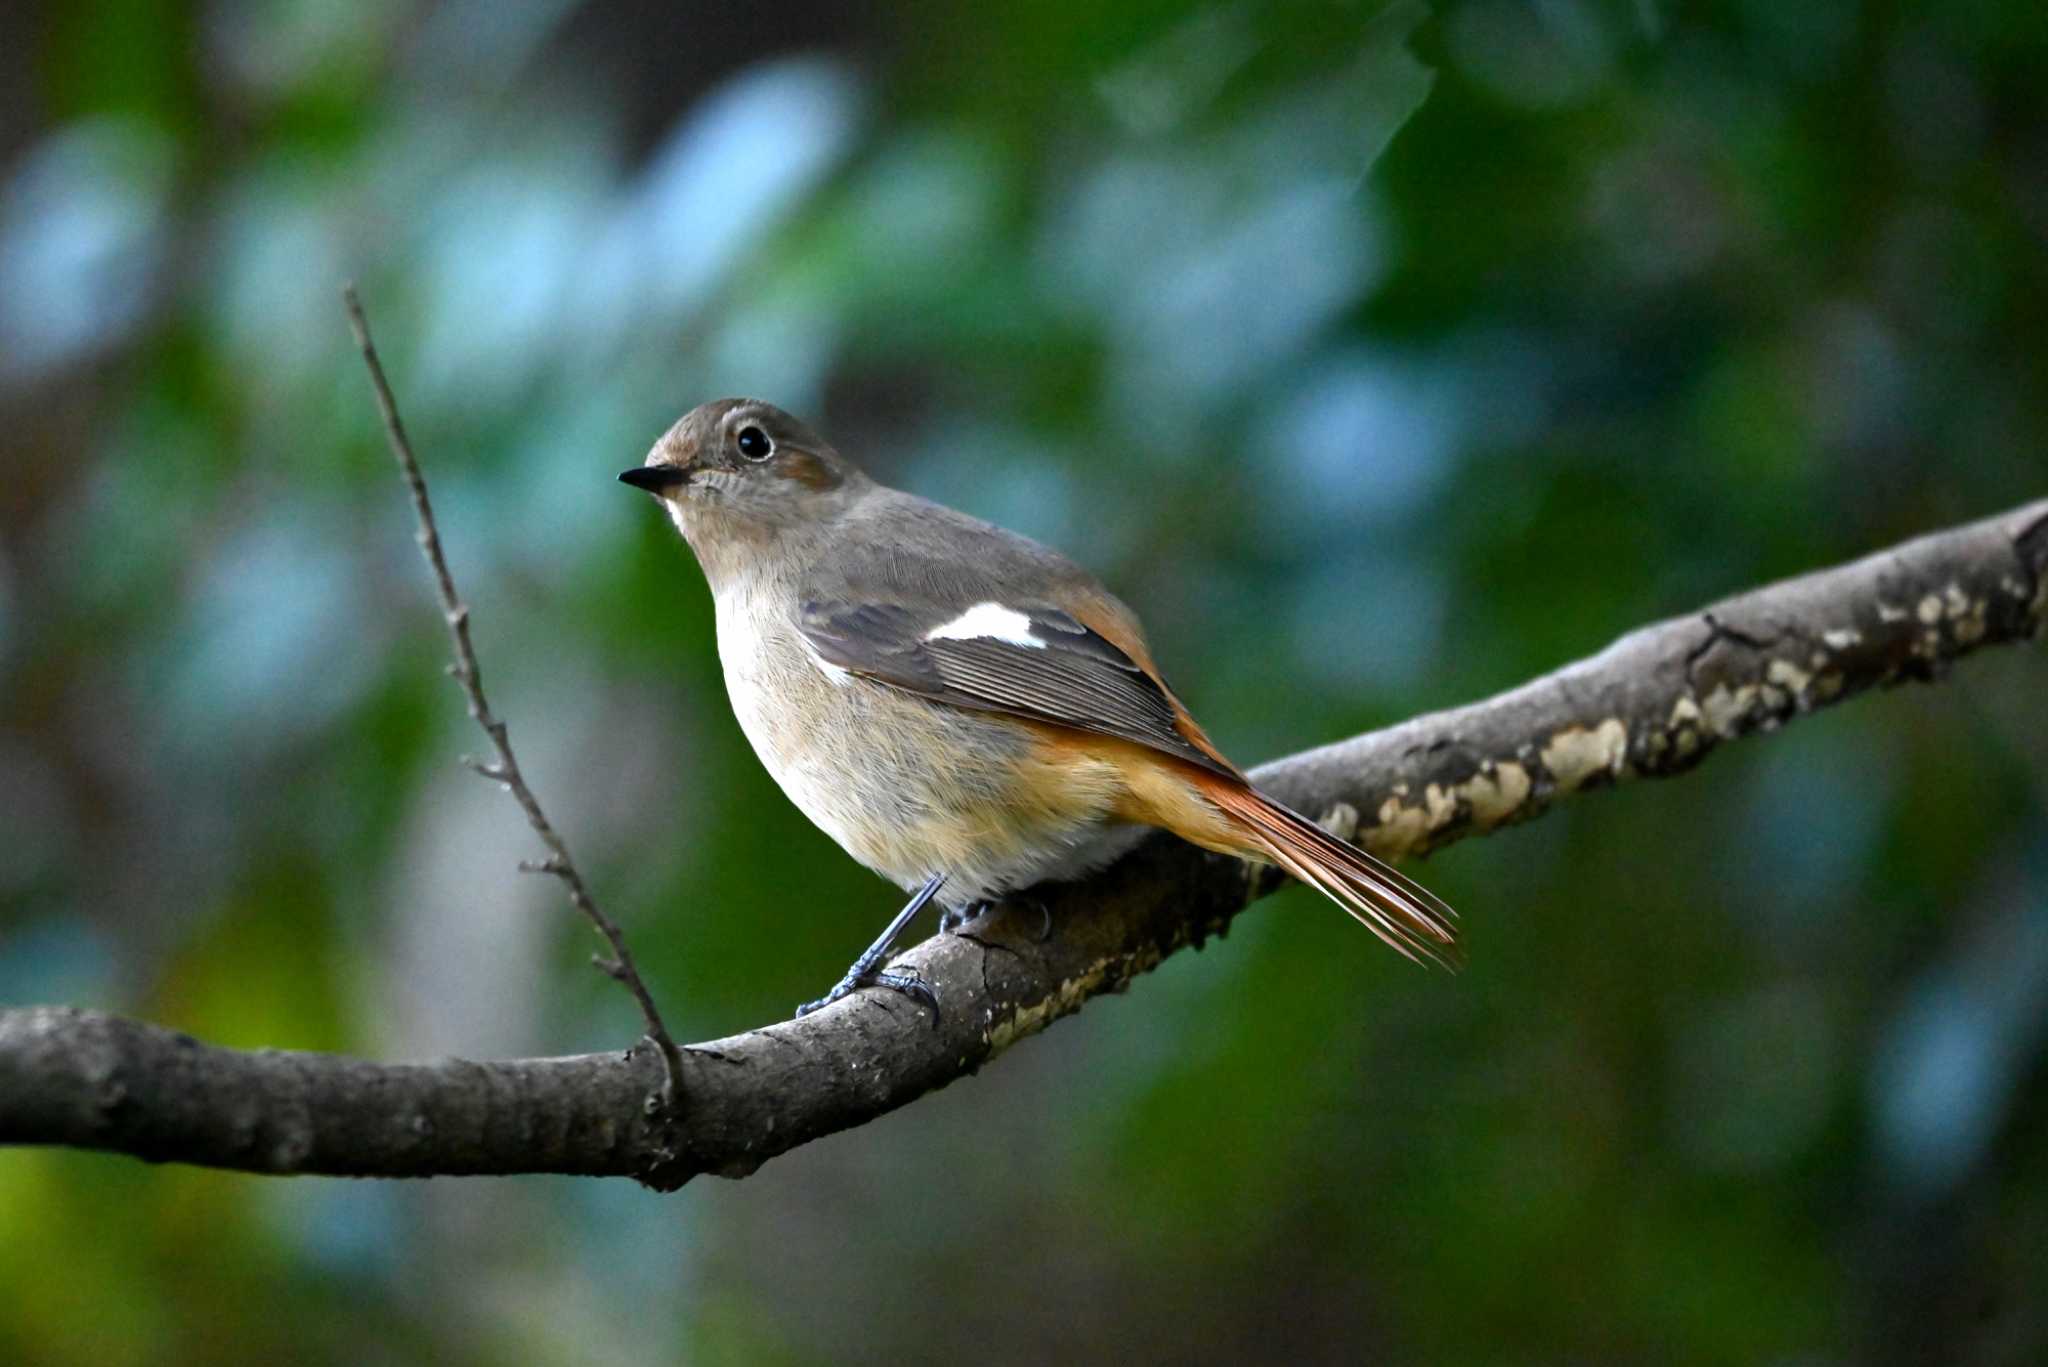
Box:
4;498;2043;1189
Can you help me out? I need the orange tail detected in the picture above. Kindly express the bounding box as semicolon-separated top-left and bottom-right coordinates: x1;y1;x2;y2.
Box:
1198;777;1462;969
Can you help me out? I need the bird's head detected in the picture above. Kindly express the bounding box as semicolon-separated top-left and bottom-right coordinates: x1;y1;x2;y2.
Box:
622;399;868;574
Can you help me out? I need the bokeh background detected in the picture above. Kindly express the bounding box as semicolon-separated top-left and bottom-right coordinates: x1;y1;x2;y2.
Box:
4;1;2047;1363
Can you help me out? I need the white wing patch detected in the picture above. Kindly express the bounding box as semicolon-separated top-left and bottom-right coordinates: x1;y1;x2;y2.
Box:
923;601;1044;649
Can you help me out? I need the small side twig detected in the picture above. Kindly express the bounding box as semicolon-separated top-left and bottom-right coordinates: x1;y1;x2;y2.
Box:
341;284;685;1108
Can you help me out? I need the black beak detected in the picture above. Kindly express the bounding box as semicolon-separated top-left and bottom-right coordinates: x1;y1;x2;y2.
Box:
619;466;690;493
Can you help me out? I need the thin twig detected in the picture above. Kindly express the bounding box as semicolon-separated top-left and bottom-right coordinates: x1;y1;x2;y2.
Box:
341;283;685;1107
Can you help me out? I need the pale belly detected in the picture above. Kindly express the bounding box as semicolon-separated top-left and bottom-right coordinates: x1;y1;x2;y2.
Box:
714;592;1142;906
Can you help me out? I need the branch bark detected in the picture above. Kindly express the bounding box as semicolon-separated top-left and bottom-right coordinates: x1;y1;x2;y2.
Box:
4;498;2044;1189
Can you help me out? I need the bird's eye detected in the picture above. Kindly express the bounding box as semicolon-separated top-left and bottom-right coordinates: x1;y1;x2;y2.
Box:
735;426;773;461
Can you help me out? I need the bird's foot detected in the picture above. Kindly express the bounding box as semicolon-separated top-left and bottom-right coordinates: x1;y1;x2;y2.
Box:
794;873;945;1023
938;901;993;934
795;967;939;1025
937;898;1052;940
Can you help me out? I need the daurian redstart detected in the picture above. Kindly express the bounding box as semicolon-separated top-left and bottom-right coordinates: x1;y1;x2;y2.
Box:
622;399;1459;1017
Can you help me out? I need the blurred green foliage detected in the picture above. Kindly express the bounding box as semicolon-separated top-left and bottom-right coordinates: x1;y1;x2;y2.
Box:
3;1;2046;1363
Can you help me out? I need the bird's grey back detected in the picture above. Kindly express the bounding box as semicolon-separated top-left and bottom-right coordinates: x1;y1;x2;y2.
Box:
803;485;1131;622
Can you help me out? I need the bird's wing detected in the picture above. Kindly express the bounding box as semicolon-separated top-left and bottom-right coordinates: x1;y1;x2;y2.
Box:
796;595;1241;779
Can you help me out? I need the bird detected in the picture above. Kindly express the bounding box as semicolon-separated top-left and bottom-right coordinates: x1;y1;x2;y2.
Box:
620;398;1459;1018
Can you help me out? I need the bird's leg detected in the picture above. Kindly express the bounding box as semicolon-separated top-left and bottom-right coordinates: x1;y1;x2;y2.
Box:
796;874;946;1021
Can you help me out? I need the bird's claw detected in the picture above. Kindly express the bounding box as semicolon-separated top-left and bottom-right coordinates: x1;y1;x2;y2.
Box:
874;970;941;1027
938;901;992;934
795;968;941;1027
1028;897;1053;942
937;898;1051;941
